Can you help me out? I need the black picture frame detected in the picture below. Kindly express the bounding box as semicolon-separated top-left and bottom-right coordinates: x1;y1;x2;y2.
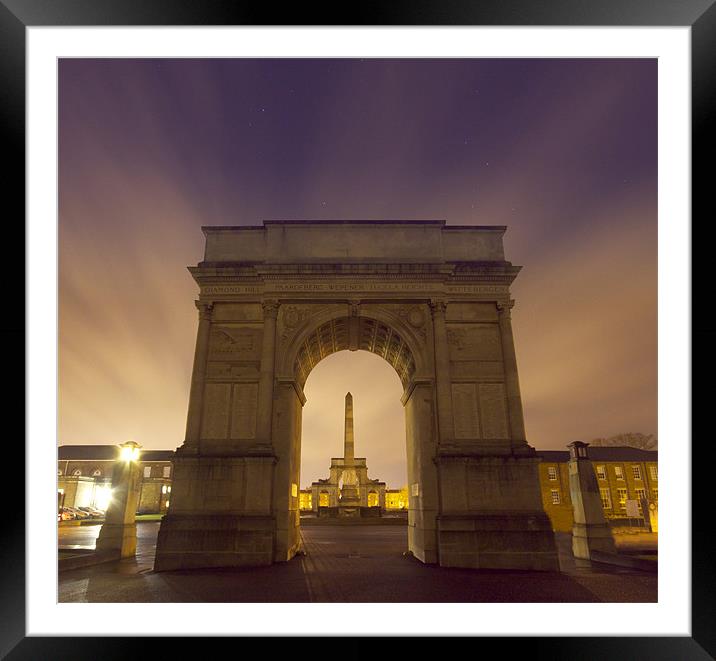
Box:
3;0;712;657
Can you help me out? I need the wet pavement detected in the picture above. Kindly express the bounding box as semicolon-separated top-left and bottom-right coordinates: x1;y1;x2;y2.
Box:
58;521;657;603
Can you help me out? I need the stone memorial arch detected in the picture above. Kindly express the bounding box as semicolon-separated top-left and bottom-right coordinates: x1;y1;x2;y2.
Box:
154;220;558;572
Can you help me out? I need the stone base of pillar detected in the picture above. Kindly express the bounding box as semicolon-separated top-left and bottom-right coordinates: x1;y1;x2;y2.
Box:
437;512;560;571
273;509;301;563
153;514;275;571
434;453;559;570
572;522;617;560
408;517;438;565
95;523;137;558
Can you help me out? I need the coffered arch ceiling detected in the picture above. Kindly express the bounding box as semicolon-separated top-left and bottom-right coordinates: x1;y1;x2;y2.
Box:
294;316;416;390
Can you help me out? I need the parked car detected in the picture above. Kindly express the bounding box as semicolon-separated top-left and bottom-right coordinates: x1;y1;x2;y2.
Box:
77;506;104;518
65;506;90;519
58;507;76;521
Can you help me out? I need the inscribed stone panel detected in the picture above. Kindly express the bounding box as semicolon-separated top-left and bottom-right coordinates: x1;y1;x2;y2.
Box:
451;383;480;439
206;361;260;379
446;303;498;323
231;383;258;439
201;383;231;439
479;383;509;439
450;360;505;380
447;324;503;362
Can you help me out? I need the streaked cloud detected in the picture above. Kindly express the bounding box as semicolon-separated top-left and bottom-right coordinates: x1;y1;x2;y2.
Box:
59;59;657;488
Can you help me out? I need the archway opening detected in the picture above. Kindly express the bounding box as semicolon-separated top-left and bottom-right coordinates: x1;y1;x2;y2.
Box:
299;346;410;554
301;348;407;509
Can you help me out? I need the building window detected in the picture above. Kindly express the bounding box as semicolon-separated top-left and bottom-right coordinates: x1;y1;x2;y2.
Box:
72;469;82;477
163;466;171;478
92;469;102;477
599;488;612;509
635;488;646;512
57;469;62;476
652;488;658;502
143;466;151;478
161;485;167;494
596;465;606;480
550;489;561;505
649;465;658;481
368;491;379;507
319;491;330;507
614;466;624;480
632;465;642;481
617;488;628;509
547;466;558;481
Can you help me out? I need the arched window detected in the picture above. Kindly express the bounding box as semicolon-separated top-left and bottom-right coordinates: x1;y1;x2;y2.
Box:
92;469;102;477
72;469;82;477
319;491;330;507
367;491;379;507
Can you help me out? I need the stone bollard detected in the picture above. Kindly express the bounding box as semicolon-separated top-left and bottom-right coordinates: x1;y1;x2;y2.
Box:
568;441;616;560
96;441;143;558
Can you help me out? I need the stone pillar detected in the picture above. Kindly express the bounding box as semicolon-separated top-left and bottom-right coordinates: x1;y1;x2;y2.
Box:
568;441;617;560
182;301;213;450
95;443;143;558
496;300;527;445
256;300;279;447
404;381;440;564
429;300;454;443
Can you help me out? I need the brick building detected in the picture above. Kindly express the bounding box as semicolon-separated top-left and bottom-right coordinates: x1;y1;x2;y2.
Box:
58;444;657;528
536;447;658;531
58;445;174;514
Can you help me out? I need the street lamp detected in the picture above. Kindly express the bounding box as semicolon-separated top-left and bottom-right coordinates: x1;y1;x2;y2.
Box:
119;439;141;462
96;440;143;558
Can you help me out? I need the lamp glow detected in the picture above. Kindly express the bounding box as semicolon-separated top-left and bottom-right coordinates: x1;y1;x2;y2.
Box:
119;440;141;462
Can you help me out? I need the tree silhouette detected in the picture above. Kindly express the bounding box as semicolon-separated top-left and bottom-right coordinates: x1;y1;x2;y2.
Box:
590;432;657;450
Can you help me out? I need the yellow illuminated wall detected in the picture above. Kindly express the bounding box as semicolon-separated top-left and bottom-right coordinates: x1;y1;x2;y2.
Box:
299;491;312;510
385;486;408;510
538;457;658;532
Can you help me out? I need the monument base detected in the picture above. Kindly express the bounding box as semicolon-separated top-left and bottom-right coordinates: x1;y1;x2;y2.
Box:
153;514;275;571
571;522;617;560
437;512;560;571
338;506;361;518
95;523;137;558
317;506;382;519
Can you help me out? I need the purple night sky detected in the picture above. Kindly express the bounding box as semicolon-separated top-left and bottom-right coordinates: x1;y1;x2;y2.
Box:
59;58;657;488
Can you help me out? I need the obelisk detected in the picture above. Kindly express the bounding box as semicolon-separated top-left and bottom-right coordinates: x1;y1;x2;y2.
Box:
344;392;355;462
339;392;360;509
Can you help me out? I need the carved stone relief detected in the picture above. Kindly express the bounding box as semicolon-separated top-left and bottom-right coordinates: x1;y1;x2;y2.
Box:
209;327;262;359
446;302;498;323
447;323;503;362
395;304;428;344
279;305;326;346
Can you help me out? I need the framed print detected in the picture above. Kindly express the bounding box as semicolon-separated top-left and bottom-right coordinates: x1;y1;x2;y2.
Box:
3;0;713;657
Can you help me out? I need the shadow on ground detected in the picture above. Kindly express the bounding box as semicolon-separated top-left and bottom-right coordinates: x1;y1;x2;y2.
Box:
58;522;656;603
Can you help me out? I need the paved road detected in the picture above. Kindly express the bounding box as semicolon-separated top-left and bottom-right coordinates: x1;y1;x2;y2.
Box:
58;522;656;603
